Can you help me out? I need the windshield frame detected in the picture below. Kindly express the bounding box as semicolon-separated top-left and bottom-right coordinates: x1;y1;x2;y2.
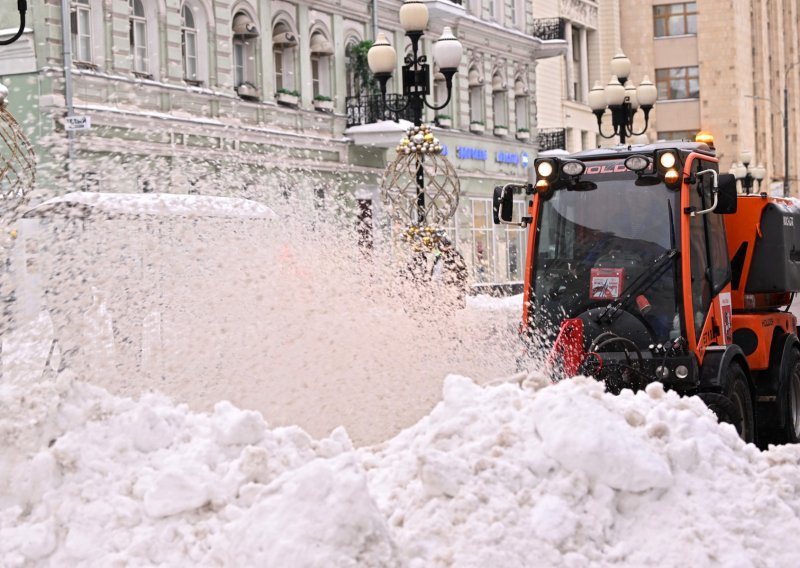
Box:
524;160;685;346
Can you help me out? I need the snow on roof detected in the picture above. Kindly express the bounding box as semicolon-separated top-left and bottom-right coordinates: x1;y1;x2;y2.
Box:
23;192;277;220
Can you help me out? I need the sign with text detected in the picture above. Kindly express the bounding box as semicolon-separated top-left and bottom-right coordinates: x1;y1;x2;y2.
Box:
65;115;91;131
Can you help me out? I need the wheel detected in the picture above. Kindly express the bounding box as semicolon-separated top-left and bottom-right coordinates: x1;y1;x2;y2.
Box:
699;363;755;444
767;348;800;445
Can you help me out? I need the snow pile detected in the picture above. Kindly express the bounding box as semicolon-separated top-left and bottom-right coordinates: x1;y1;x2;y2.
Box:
4;373;800;566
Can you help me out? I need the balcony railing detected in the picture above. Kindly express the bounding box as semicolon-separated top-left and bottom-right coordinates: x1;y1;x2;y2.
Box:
537;128;566;151
531;18;566;41
345;95;417;127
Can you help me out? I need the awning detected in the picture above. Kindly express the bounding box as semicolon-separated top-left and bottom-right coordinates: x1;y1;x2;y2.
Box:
232;13;258;38
468;68;483;87
273;31;298;47
492;74;506;92
310;35;333;55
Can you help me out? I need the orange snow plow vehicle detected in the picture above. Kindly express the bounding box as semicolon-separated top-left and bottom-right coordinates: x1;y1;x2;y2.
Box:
494;136;800;446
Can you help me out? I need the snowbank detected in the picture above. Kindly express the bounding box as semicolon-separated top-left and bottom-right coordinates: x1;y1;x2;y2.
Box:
3;373;800;566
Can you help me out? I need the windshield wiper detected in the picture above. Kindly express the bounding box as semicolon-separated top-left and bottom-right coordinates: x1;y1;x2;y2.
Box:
595;248;679;322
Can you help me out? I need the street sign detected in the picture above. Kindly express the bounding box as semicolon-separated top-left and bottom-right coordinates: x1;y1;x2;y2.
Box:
65;115;91;131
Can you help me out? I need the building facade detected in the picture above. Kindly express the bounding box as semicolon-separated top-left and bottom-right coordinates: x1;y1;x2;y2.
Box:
0;0;568;287
619;0;800;196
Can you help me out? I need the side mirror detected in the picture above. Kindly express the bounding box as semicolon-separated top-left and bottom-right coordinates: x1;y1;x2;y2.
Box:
714;173;738;214
492;185;514;224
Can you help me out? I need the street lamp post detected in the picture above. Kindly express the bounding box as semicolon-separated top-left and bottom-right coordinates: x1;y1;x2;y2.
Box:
784;61;800;197
731;150;765;194
588;53;658;145
367;0;463;224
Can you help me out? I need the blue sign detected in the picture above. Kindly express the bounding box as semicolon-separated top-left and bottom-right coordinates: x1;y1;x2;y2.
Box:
496;152;519;165
441;144;449;156
521;152;529;168
456;146;488;161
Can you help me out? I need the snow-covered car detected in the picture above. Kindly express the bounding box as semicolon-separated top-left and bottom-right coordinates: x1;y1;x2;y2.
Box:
2;192;276;383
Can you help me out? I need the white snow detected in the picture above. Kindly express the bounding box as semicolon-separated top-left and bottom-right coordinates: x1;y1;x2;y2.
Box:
3;371;800;566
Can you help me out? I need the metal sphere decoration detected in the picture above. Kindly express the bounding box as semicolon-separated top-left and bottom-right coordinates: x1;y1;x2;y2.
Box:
381;122;460;228
0;83;36;200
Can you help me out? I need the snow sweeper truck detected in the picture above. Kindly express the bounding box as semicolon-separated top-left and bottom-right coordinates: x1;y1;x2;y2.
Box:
493;135;800;446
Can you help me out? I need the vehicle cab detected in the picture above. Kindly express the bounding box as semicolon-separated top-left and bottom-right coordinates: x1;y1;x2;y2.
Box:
494;140;739;394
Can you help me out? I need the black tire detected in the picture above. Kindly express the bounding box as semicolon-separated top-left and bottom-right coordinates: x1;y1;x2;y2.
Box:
769;348;800;445
700;363;755;444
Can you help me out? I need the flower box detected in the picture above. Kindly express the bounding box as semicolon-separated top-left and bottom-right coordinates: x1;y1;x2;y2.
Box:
469;122;485;134
516;130;530;141
494;126;508;137
276;92;299;106
436;117;452;128
314;99;334;112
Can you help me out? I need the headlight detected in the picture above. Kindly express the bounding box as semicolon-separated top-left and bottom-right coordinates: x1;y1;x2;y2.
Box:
536;160;555;179
675;365;689;379
624;155;651;173
664;169;680;184
659;151;677;169
561;160;585;177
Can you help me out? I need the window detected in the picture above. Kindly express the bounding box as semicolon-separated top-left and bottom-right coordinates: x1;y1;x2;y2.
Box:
345;39;361;97
468;67;484;125
233;11;259;96
129;0;148;74
655;66;699;100
181;5;198;81
71;0;92;63
654;2;697;37
272;22;298;94
310;31;333;99
514;78;529;131
492;73;508;130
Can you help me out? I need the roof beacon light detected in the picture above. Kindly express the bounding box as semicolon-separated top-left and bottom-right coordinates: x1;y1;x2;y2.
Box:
536;160;555;179
659;152;677;169
695;131;715;149
624;154;651;173
561;160;585;177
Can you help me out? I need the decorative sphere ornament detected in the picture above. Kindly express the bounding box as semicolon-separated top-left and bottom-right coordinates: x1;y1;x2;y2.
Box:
382;130;460;227
0;83;36;200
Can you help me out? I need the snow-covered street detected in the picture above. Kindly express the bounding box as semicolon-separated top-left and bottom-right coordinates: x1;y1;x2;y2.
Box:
4;367;800;566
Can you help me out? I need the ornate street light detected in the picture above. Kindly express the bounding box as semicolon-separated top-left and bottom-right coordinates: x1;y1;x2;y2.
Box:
730;150;765;194
588;53;658;145
368;0;463;229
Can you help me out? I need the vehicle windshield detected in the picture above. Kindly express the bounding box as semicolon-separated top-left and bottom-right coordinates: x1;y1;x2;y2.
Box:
531;165;682;346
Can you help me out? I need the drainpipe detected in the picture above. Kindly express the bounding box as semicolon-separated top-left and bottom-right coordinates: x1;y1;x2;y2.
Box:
60;0;75;185
372;0;378;39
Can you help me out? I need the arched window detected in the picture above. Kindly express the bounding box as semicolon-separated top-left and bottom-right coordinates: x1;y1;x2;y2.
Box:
514;77;530;132
233;10;259;98
310;30;333;100
181;5;198;82
272;21;298;94
129;0;148;74
492;72;508;131
71;0;92;63
468;66;484;126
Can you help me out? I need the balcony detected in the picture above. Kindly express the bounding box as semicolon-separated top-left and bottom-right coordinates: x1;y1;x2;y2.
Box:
537;128;566;152
345;94;416;128
531;18;566;41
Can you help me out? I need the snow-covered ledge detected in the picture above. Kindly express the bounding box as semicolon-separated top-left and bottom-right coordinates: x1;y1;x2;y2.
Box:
344;120;414;148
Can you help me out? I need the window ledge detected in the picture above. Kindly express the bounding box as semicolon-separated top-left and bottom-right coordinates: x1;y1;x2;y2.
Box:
654;34;697;40
74;61;98;71
656;98;700;104
133;72;154;80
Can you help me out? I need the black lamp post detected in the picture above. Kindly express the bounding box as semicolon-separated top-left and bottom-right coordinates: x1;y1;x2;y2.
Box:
0;0;28;45
367;0;462;224
588;53;658;145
